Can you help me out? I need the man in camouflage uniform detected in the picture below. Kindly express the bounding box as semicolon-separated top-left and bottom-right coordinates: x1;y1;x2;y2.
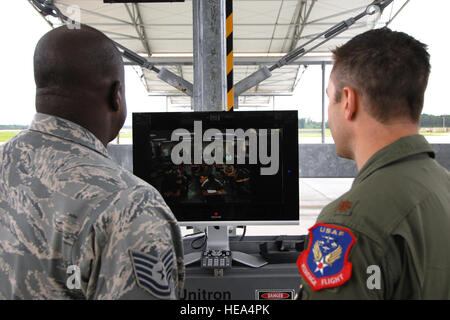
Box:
297;28;450;299
0;25;184;299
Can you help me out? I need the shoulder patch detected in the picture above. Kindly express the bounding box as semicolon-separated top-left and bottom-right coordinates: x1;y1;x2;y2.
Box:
129;249;174;299
297;223;356;291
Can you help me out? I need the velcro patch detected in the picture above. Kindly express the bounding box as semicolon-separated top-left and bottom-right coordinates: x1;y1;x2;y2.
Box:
129;249;174;299
297;223;356;291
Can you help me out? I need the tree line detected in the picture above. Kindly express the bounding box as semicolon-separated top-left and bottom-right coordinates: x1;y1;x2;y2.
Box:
298;118;329;129
1;115;448;131
0;125;28;130
299;114;449;129
420;114;449;128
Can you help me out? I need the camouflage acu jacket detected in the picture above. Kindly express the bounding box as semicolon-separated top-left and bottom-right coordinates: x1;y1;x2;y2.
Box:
0;113;184;299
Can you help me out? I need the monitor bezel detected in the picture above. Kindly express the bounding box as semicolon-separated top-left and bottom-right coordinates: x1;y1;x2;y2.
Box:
132;110;299;227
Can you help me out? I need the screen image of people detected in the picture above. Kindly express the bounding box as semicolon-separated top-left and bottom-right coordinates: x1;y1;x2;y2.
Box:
145;130;282;207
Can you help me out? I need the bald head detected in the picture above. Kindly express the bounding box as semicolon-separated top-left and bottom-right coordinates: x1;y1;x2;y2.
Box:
34;25;127;146
34;24;124;91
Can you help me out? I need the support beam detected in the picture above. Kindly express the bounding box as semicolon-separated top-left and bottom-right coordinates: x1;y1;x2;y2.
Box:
125;56;333;66
281;0;305;53
307;5;367;24
103;30;140;40
177;65;184;79
124;3;152;57
192;0;228;111
86;22;369;28
110;35;355;41
291;64;307;91
289;0;316;52
148;91;295;97
386;0;410;27
267;0;285;53
321;62;326;144
56;2;133;26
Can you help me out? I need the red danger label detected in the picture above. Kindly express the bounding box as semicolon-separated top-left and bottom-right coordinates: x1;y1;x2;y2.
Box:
256;290;294;300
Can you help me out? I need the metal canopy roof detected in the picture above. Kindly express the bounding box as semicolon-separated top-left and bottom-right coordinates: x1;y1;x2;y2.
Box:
47;0;409;106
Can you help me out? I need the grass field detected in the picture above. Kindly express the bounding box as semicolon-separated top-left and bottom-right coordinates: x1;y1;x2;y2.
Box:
0;129;134;143
299;129;332;138
1;128;449;143
118;130;132;139
0;131;20;143
298;129;450;138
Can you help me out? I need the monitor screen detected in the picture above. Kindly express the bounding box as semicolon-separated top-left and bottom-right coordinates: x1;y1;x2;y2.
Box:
132;111;299;225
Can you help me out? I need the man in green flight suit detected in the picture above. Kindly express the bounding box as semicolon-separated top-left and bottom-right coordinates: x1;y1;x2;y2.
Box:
297;28;450;299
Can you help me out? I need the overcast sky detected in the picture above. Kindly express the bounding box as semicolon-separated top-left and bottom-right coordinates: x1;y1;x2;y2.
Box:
1;1;448;126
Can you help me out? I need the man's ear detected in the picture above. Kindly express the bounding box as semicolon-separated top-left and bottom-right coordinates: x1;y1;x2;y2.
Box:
110;81;122;112
342;86;358;121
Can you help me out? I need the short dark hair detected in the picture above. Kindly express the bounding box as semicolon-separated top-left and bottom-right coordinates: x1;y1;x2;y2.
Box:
331;28;430;123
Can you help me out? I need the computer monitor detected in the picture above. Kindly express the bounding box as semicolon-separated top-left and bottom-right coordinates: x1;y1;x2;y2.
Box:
133;111;299;224
133;111;299;267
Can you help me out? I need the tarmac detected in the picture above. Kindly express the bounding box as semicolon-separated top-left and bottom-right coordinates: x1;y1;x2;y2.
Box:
180;178;355;237
245;178;354;236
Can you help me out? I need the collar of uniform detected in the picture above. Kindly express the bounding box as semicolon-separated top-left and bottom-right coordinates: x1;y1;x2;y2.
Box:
353;134;435;186
29;113;109;158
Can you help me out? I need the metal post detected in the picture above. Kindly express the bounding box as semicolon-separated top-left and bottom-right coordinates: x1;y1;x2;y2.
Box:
193;0;228;111
321;62;326;144
225;0;234;111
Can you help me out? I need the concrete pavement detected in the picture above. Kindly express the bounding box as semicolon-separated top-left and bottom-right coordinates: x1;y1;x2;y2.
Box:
245;178;354;236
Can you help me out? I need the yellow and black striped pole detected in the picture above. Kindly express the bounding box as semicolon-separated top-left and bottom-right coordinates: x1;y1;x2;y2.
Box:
226;0;234;111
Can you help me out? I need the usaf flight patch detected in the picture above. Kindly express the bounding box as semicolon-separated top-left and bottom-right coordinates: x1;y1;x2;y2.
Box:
129;249;174;299
297;223;356;291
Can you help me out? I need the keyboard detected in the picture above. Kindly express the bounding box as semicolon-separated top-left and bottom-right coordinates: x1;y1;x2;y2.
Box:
201;250;232;269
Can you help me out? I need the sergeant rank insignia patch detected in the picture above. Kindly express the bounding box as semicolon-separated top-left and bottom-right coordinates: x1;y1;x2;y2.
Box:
297;223;356;291
129;249;174;299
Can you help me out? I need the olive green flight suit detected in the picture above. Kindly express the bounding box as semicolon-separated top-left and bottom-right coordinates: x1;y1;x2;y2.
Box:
300;134;450;299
